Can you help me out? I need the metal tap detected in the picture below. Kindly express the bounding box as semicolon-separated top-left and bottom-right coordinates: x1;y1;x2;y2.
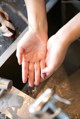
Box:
0;77;13;97
29;88;71;119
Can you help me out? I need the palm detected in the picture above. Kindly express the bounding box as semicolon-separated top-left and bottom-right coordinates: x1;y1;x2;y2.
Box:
23;32;47;62
16;29;47;86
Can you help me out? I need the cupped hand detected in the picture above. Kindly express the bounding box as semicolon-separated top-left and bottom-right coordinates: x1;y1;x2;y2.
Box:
16;28;47;87
42;35;69;80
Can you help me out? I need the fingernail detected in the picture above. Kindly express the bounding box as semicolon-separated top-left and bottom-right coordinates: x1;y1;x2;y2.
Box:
41;73;46;79
34;81;39;86
29;82;34;87
22;78;27;84
23;80;26;84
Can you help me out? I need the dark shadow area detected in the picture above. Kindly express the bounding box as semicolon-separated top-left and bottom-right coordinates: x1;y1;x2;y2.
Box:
61;0;80;75
0;51;25;89
47;0;62;37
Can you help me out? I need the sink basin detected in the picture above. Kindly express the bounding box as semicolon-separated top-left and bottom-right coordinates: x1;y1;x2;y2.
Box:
0;0;61;90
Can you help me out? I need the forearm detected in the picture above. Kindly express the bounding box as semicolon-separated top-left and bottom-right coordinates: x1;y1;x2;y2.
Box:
56;12;80;47
24;0;48;34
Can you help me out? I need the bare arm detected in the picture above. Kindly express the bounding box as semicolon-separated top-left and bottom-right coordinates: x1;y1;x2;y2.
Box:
24;0;48;34
56;12;80;47
42;12;80;80
16;0;48;86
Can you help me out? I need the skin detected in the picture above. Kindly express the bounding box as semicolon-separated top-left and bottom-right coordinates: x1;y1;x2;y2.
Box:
42;12;80;80
16;0;48;87
16;1;80;86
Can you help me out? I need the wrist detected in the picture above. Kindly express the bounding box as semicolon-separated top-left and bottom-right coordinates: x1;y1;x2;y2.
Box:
29;17;48;34
56;13;80;47
56;24;79;48
55;28;72;49
28;16;48;42
25;0;48;39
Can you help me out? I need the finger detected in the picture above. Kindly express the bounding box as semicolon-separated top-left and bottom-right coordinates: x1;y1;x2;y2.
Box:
16;46;24;65
22;57;29;83
42;67;53;79
28;63;34;87
34;62;40;86
40;59;46;79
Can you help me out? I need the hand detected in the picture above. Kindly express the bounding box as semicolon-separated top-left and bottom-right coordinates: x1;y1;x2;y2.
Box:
42;35;69;80
16;28;47;87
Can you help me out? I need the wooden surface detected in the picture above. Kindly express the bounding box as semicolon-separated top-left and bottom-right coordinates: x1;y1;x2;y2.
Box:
0;66;80;119
35;66;80;119
0;86;34;119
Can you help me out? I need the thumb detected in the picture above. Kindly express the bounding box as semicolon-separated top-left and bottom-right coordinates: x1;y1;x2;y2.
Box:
42;66;56;79
41;67;52;81
42;67;52;78
40;67;49;82
42;67;49;74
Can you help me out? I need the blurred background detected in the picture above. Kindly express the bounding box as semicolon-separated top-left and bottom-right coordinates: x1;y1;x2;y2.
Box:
0;0;80;92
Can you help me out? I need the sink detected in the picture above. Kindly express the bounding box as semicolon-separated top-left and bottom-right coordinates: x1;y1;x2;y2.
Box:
0;1;80;118
0;0;61;90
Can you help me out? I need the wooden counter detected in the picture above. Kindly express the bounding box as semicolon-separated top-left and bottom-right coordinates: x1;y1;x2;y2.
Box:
34;66;80;119
0;86;34;119
0;66;80;119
